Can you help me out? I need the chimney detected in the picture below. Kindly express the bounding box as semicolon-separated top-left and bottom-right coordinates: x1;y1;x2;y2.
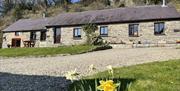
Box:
162;0;166;7
42;11;47;18
42;12;46;18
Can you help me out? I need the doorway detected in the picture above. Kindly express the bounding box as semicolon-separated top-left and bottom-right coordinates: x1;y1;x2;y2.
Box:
54;28;61;44
12;38;21;47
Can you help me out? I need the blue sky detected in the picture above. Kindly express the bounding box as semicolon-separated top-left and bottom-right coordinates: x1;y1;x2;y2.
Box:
71;0;80;3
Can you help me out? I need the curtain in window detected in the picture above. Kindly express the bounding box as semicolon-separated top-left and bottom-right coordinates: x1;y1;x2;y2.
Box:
159;23;164;33
129;24;139;36
134;24;138;36
74;28;81;37
15;32;20;36
100;27;108;35
154;23;165;34
155;23;159;32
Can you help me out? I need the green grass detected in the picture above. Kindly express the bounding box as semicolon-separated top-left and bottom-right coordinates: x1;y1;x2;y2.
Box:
78;59;180;91
0;45;96;57
177;47;180;49
0;31;2;48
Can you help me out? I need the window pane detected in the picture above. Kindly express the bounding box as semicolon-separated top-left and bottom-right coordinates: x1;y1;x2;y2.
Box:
102;28;104;34
154;23;165;35
100;26;108;36
160;23;164;31
74;30;77;36
56;28;61;36
15;32;20;36
129;24;139;36
135;25;138;32
30;32;36;40
129;25;133;35
155;24;159;32
74;28;81;37
104;27;108;34
100;28;103;34
78;29;81;36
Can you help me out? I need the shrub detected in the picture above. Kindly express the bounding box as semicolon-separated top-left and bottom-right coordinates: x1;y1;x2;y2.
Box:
91;35;104;45
82;23;98;45
92;45;112;51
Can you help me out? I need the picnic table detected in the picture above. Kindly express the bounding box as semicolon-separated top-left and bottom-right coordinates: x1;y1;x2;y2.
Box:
23;40;35;47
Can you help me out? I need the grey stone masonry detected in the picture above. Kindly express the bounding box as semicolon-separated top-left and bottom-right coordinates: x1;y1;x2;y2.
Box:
2;20;180;48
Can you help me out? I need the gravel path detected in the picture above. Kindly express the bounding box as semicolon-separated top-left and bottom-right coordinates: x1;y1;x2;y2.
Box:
0;47;180;91
1;47;180;76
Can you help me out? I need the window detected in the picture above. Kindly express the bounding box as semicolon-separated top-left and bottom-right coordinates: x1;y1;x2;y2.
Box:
174;29;180;32
15;32;20;36
100;26;108;36
30;32;36;41
154;22;165;35
73;28;81;38
54;28;61;43
129;24;139;37
40;31;46;41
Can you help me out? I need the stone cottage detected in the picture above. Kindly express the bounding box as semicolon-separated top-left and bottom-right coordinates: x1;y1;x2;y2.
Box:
2;5;180;48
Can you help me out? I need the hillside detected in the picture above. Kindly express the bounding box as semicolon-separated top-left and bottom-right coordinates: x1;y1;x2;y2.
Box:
0;0;180;48
0;0;180;30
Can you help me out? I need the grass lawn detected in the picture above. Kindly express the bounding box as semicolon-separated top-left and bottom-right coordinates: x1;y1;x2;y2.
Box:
70;59;180;91
0;45;96;57
177;47;180;49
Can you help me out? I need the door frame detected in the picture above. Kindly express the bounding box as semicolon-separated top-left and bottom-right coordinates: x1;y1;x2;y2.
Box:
12;38;21;48
53;27;61;44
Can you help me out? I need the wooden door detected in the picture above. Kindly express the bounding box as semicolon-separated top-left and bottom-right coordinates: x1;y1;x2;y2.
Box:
54;28;61;44
12;38;21;47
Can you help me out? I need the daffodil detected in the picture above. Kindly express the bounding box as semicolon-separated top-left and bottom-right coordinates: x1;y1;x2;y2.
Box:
64;69;79;82
97;80;120;91
106;65;114;75
89;64;96;72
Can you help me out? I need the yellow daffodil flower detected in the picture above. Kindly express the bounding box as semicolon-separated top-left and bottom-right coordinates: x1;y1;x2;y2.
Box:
64;69;79;82
89;64;96;72
97;80;120;91
106;65;114;75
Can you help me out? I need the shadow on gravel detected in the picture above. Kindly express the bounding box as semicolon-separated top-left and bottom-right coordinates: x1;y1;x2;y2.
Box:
0;72;71;91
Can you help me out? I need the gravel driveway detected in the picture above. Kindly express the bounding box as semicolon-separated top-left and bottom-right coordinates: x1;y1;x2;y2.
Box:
0;47;180;91
1;47;180;76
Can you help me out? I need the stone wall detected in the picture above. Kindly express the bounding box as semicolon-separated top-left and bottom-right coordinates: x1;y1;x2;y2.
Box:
60;27;86;45
2;31;42;48
2;20;180;48
99;20;180;45
3;32;29;48
2;27;87;48
56;20;180;46
45;27;86;46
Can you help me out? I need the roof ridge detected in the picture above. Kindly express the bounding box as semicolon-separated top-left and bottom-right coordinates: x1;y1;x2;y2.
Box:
17;17;51;22
56;5;172;15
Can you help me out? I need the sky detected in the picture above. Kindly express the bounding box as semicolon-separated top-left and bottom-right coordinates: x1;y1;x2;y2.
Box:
71;0;80;3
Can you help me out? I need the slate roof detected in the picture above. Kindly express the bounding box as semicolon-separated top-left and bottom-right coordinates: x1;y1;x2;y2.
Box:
2;18;51;32
2;5;180;32
48;5;180;26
